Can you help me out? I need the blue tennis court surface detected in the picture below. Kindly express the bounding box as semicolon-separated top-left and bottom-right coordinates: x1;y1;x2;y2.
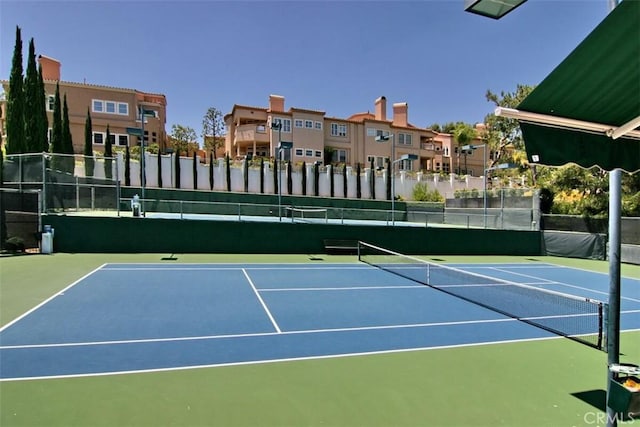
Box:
1;262;639;381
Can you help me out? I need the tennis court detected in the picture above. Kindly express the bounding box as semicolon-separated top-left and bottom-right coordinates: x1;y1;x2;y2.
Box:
2;248;638;382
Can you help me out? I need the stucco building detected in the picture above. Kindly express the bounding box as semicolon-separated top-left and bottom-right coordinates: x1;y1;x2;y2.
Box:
1;55;167;155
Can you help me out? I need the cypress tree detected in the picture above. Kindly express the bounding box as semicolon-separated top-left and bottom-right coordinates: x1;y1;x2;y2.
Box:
157;150;162;188
313;162;319;196
272;158;278;195
286;161;292;195
386;158;392;200
24;38;39;153
174;152;181;188
343;164;348;198
356;163;362;199
243;157;249;192
62;94;74;174
83;108;94;177
370;158;375;200
7;26;25;154
259;158;264;194
124;145;131;186
330;164;334;197
36;64;49;152
104;125;113;180
226;154;231;192
0;133;5;249
301;161;307;196
193;152;198;190
50;82;63;171
209;152;214;190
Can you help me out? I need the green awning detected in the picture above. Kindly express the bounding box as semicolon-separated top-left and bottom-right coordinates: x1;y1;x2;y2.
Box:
515;0;640;173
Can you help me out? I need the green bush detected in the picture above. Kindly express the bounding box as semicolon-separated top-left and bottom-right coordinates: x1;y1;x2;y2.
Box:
413;183;445;202
5;236;25;253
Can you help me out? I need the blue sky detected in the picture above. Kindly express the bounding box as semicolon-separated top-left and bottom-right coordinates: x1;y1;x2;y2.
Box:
1;0;609;142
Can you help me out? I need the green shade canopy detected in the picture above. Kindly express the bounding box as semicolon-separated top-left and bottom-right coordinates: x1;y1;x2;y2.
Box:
515;0;640;173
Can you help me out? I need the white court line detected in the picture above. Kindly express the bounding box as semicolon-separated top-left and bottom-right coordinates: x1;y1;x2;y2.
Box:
260;285;424;292
0;264;107;333
0;317;516;350
489;267;640;303
3;333;626;383
101;265;372;271
242;268;281;333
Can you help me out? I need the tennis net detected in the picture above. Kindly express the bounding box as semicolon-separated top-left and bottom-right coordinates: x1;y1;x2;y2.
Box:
357;241;606;350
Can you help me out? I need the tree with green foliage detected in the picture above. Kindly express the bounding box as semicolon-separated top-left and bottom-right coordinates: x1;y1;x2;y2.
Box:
104;125;113;180
412;183;444;202
243;157;249;192
50;83;63;170
84;109;94;177
202;107;225;158
24;38;42;153
61;95;74;173
170;124;197;155
6;26;25;154
329;163;334;197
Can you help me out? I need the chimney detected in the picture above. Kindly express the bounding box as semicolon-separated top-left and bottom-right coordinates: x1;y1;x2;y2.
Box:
269;94;285;113
392;102;408;127
374;96;387;121
38;55;61;81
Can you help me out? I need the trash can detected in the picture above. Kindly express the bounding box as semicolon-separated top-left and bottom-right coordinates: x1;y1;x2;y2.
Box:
608;364;640;419
131;194;141;217
41;225;54;254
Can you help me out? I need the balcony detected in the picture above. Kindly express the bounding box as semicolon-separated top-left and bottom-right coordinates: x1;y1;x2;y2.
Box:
233;124;269;146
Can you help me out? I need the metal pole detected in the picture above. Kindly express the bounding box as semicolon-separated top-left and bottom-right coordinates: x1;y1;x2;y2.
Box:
483;145;487;228
278;127;282;222
391;134;395;226
141;109;146;217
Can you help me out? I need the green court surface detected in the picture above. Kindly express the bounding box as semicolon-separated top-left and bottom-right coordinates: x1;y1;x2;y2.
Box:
1;253;639;427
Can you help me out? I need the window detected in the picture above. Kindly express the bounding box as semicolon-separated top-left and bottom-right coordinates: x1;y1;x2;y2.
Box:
315;121;322;130
118;135;128;146
305;149;313;157
92;100;103;113
93;132;104;144
294;148;303;156
332;149;347;163
93;99;129;116
294;119;303;128
315;150;322;158
107;133;116;146
399;158;414;171
398;133;412;145
367;128;376;137
305;120;313;129
330;123;347;137
274;117;291;133
47;95;55;111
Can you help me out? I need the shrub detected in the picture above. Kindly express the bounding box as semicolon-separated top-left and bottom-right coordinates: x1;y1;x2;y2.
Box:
413;183;444;202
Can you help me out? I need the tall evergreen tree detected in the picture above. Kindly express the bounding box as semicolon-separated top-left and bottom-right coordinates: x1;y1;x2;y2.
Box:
272;158;278;195
329;164;334;197
209;152;214;190
124;145;131;186
6;26;25;154
226;154;231;192
104;125;113;180
0;132;5;249
370;158;375;200
301;161;307;196
62;94;74;173
174;152;181;189
343;164;348;198
313;162;320;196
157;150;163;188
50;82;63;170
386;158;392;200
287;161;292;195
259;158;264;194
192;152;198;190
36;64;49;152
24;38;40;153
356;163;362;199
83;108;94;177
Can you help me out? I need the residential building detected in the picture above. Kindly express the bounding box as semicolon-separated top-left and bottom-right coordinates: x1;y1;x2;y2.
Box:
0;55;168;155
225;94;482;174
